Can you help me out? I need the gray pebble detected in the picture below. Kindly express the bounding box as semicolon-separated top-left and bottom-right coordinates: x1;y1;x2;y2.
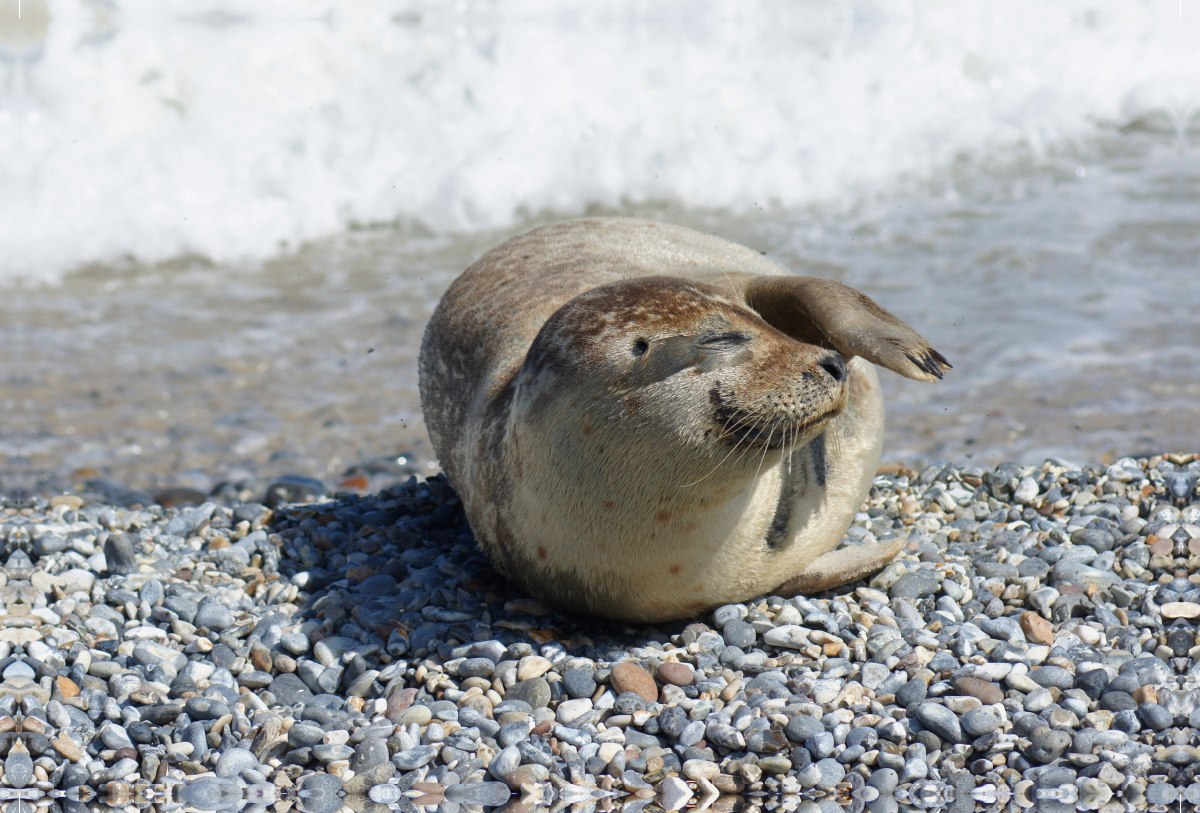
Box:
1027;729;1072;763
961;706;1001;737
806;731;835;759
184;697;231;721
289;723;325;748
312;743;355;762
194;597;233;631
180;776;242;811
280;632;311;656
489;745;522;780
298;773;344;813
215;748;258;778
678;720;706;747
104;533;138;575
1029;665;1075;690
722;619;756;648
786;714;823;743
352;741;390;773
914;702;963;743
888;570;938;599
1138;702;1172;731
392;745;439;770
895;678;927;706
444;783;512;807
563;665;597;699
506;677;551;708
813;757;845;789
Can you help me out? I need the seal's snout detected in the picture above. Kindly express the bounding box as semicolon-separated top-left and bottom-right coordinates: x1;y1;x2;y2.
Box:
818;352;846;384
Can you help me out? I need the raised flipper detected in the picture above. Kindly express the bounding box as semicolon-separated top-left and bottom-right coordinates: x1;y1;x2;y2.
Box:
772;536;904;596
744;277;951;383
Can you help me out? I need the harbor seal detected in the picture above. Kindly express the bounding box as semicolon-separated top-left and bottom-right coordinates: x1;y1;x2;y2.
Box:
419;218;949;622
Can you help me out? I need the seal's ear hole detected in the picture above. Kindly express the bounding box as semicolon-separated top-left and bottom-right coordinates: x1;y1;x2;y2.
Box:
632;339;649;357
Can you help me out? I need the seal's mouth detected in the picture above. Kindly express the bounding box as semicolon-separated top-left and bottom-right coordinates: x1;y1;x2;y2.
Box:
714;405;841;450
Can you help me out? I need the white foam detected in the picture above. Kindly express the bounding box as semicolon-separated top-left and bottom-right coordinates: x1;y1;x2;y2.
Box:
2;0;1199;283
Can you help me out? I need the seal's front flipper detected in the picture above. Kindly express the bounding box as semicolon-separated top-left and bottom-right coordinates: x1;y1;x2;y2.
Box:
744;277;951;383
772;536;904;596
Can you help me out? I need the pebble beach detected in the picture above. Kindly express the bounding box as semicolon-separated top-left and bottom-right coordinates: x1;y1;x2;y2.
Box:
3;453;1200;813
5;4;1200;813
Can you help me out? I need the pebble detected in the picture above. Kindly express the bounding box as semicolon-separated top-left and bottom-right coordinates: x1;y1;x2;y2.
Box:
655;661;694;686
1029;665;1075;690
609;661;658;704
952;676;1004;705
961;706;1002;736
1028;729;1072;763
721;619;756;648
894;676;927;706
914;702;964;743
1019;609;1055;644
6;455;1200;813
562;665;597;698
888;569;939;598
103;532;139;575
443;782;512;807
506;677;551;708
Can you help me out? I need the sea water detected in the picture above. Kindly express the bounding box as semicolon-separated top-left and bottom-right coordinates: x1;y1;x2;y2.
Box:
1;0;1198;486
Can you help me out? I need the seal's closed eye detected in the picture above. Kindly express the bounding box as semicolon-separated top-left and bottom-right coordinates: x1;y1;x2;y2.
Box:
698;332;750;350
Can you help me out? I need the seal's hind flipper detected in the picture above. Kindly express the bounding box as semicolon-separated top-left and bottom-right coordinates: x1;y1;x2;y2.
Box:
744;276;951;383
772;535;904;596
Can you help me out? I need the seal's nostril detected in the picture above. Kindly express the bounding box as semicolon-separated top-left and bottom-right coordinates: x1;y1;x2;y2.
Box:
819;354;846;383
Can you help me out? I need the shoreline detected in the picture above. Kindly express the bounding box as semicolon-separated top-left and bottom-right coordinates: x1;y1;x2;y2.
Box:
1;452;1198;811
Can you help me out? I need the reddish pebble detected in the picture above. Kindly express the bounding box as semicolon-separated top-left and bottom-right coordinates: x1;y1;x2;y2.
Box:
345;566;374;582
952;677;1003;706
656;662;695;686
1020;611;1054;646
610;661;658;704
57;675;80;698
339;475;371;491
387;687;418;717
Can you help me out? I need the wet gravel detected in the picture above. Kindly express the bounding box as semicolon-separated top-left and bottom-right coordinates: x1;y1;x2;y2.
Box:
1;453;1200;813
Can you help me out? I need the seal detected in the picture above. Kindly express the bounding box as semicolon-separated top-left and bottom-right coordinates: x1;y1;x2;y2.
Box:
419;218;949;621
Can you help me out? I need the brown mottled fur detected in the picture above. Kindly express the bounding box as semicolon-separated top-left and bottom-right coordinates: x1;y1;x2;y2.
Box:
419;218;948;621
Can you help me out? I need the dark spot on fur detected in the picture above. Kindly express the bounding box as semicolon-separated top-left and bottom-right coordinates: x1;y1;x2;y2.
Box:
582;423;593;435
537;546;547;560
810;433;827;488
669;564;682;575
656;509;672;522
624;395;642;414
766;465;796;550
602;500;615;510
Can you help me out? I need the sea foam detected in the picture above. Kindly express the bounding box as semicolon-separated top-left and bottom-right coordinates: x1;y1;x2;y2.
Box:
1;0;1198;283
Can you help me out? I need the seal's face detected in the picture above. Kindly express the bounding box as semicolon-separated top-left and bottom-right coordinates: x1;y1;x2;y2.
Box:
520;276;848;462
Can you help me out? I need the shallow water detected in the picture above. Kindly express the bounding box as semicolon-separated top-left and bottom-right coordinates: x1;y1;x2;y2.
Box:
3;128;1197;492
5;0;1200;283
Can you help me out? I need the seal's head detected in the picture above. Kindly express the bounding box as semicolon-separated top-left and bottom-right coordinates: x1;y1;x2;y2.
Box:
515;276;849;470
